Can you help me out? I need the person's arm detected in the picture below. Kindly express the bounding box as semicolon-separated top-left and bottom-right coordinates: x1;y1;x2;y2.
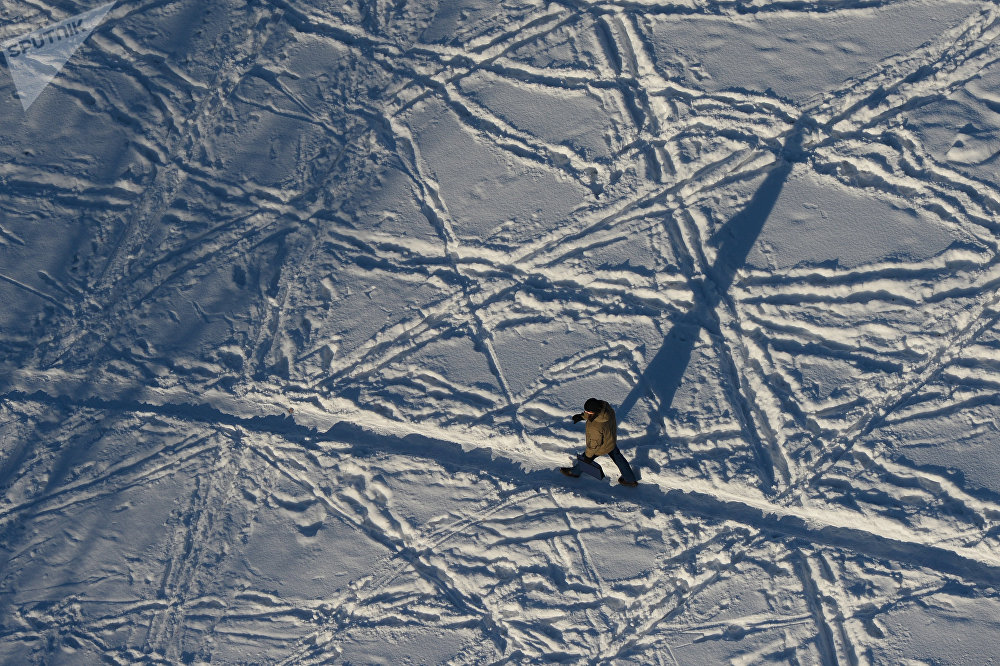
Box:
572;413;584;423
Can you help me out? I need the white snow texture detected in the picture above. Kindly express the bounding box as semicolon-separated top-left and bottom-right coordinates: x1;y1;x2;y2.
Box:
2;0;1000;664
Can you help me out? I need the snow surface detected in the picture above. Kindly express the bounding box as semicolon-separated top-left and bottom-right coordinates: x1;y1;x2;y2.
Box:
2;0;1000;663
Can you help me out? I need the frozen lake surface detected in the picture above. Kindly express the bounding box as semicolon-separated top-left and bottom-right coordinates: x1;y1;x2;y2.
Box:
2;0;1000;663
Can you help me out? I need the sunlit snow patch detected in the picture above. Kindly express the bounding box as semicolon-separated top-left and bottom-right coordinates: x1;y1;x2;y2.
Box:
2;2;115;111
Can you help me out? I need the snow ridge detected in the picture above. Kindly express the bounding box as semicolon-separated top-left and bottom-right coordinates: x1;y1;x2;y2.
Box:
3;0;1000;663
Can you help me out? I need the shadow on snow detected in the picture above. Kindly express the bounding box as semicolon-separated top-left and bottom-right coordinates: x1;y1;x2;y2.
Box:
618;120;815;495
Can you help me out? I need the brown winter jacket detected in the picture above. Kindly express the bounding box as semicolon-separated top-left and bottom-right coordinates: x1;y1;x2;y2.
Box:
584;401;617;458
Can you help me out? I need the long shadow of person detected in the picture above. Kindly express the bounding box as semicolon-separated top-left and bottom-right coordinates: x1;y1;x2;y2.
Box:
617;117;815;495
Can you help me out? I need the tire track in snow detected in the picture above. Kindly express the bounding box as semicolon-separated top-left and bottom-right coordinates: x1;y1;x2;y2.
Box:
0;273;71;314
244;437;526;662
38;1;289;370
599;2;1000;502
541;10;776;462
780;282;1000;502
306;199;693;397
1;588;341;663
308;250;687;414
243;3;594;395
561;0;922;17
661;183;793;494
594;522;746;659
599;531;763;663
241;121;379;383
273;482;544;664
593;10;646;136
222;12;441;385
815;5;1000;132
143;430;250;661
811;136;1000;246
8;357;1000;587
90;0;282;279
142;465;216;659
728;158;992;486
0;418;238;662
792;549;844;666
4;382;1000;655
51;37;384;383
0;429;218;530
244;2;772;418
734;246;1000;465
269;0;599;188
9;5;1000;660
810;549;863;666
546;487;612;650
379;115;519;411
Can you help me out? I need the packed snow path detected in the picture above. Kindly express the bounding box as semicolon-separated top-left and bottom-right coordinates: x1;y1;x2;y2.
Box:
2;0;1000;663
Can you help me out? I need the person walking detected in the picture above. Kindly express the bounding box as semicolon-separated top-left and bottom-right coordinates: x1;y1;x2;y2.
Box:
561;398;638;487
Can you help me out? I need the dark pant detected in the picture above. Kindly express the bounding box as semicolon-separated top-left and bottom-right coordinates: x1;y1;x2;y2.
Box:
574;447;636;483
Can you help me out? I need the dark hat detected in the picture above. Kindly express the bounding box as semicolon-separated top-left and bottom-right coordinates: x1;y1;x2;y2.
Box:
584;398;602;413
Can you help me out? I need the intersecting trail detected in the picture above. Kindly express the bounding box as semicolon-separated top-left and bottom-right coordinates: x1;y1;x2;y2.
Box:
4;1;1000;663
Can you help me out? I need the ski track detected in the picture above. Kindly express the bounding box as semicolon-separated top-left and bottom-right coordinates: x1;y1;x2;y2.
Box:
4;0;1000;663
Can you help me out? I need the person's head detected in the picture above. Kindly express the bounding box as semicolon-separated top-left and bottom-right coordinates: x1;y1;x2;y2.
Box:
583;398;602;415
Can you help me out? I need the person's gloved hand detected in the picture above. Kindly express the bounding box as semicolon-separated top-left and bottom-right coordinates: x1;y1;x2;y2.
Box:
572;413;584;423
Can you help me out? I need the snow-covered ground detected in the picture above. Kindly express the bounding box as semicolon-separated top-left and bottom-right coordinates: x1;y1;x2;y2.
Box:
2;0;1000;663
